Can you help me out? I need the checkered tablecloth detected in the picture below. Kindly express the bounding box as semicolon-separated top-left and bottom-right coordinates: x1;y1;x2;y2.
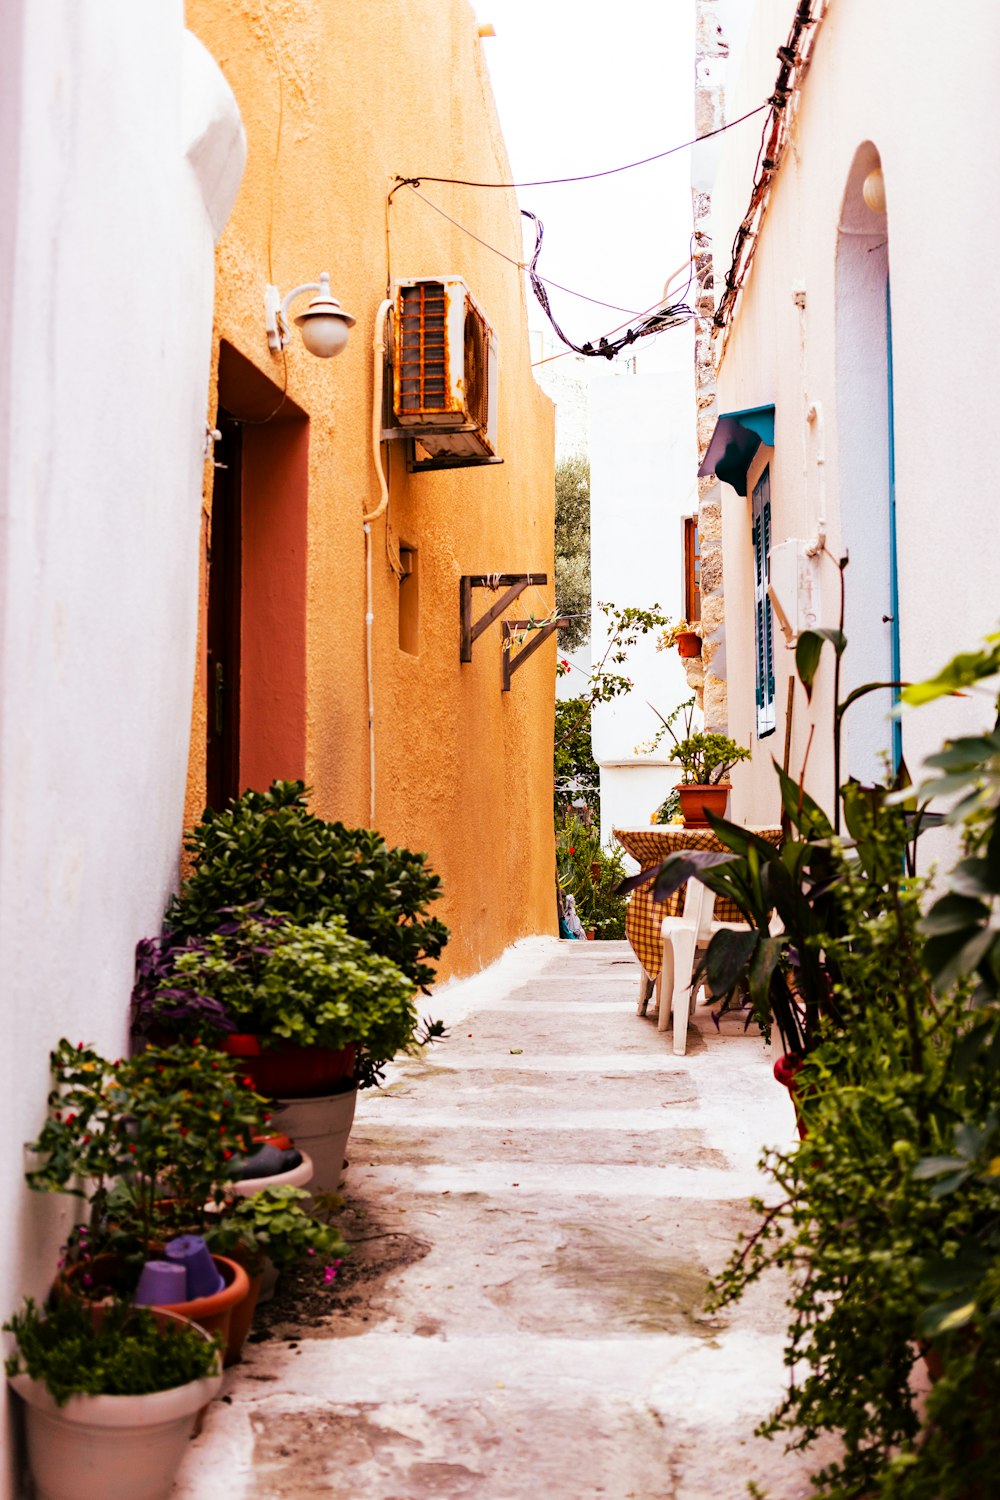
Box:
613;825;783;980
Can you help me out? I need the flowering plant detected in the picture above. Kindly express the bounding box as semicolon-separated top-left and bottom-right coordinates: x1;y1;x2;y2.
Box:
26;1038;266;1258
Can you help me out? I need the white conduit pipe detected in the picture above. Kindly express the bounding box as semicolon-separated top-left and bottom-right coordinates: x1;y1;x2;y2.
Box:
805;399;826;557
363;299;394;825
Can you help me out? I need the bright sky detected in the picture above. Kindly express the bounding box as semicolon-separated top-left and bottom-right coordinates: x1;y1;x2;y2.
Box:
471;0;696;369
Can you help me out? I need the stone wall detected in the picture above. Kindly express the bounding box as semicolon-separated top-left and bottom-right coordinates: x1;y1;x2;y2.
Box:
692;0;729;732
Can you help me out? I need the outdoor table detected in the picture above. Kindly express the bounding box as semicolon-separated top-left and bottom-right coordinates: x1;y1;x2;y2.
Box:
613;825;783;982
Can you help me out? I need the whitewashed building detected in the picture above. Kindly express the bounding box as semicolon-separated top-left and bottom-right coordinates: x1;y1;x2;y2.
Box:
0;7;243;1481
697;0;1000;826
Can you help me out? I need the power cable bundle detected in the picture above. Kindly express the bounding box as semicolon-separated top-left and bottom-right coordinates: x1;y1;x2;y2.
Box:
520;210;691;359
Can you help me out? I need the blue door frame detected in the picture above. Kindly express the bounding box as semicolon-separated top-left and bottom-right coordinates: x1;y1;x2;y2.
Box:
887;279;902;772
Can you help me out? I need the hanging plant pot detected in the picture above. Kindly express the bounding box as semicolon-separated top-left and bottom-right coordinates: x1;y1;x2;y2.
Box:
222;1035;356;1099
773;1052;808;1139
678;782;731;827
675;631;702;659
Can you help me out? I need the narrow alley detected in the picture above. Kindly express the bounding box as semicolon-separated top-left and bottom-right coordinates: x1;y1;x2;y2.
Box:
174;940;826;1500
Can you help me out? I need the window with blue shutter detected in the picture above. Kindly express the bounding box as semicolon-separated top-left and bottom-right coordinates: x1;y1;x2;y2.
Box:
752;466;776;738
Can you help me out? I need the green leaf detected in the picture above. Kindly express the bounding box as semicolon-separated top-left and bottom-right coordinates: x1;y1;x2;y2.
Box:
703;928;759;997
918;893;991;938
917;1295;978;1338
773;761;833;839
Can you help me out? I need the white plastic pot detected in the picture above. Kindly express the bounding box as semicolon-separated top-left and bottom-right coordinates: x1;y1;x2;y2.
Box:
271;1086;358;1195
8;1321;222;1500
228;1147;314;1198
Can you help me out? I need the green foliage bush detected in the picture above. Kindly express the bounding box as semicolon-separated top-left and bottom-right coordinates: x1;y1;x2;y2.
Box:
556;813;627;939
632;599;1000;1497
26;1039;264;1253
554;454;591;651
206;1186;348;1272
166;781;448;993
4;1298;220;1405
553;698;600;818
148;912;419;1065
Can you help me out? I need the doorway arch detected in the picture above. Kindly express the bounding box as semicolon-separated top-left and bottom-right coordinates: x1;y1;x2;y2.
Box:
835;142;900;783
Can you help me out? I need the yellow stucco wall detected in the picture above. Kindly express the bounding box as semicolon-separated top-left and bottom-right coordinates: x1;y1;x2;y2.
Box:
185;0;557;979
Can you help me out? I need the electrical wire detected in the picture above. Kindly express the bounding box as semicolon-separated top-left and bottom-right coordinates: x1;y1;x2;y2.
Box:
403;185;642;315
393;103;770;191
522;210;691;359
531;254;695;369
714;0;831;337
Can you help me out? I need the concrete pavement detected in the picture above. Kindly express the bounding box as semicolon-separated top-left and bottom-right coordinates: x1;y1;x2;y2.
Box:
172;937;832;1499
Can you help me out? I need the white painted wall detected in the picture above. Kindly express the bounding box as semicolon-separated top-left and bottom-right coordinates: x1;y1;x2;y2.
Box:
707;0;1000;827
590;365;700;853
0;6;243;1489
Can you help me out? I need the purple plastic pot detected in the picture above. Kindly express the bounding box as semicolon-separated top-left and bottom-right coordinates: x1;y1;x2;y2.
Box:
133;1259;188;1306
164;1234;224;1299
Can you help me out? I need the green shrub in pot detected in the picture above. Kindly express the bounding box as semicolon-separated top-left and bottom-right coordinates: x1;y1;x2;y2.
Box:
164;780;448;992
205;1185;348;1274
133;910;420;1089
4;1297;220;1406
5;1297;224;1500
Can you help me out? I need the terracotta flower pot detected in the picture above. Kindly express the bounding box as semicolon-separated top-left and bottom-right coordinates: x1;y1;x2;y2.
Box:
678;782;731;827
222;1034;356;1099
675;630;702;659
8;1312;222;1500
60;1252;250;1367
773;1052;808;1139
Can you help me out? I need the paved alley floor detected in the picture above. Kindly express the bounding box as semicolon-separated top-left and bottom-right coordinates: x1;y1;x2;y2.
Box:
173;938;830;1500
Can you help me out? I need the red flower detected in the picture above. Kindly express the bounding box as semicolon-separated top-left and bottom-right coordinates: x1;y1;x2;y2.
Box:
568;846;575;854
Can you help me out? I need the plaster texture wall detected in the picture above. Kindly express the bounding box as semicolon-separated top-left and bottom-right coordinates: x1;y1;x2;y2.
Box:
186;0;556;981
0;4;243;1492
589;369;700;851
707;0;1000;826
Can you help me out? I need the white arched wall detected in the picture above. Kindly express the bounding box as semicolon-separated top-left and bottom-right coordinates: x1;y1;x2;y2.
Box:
835;142;897;785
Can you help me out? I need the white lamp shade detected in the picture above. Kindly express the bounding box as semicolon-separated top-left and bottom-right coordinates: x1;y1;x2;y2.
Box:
292;273;356;358
296;310;353;358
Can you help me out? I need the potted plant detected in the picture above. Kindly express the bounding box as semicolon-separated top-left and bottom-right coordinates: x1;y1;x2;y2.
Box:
658;618;702;658
161;780;449;993
672;731;750;825
27;1039;260;1360
132;910;424;1191
5;1297;222;1500
617;573;1000;1495
206;1183;349;1326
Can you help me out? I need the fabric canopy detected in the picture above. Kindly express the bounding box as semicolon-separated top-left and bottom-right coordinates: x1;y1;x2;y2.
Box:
697;404;775;496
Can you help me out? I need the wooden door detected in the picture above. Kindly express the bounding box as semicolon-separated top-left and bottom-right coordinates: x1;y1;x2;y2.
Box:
206;415;242;810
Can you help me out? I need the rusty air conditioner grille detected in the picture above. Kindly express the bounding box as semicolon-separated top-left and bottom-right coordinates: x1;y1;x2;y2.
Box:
397;281;448;414
464;299;489;432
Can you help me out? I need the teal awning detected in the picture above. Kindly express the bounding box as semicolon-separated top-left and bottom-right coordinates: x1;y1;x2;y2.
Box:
698;404;775;496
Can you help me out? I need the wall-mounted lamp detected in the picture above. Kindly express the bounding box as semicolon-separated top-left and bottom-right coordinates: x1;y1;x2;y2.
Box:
264;272;356;357
862;167;886;216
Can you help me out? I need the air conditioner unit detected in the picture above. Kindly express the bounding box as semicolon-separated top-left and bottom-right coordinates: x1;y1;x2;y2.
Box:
391;277;500;468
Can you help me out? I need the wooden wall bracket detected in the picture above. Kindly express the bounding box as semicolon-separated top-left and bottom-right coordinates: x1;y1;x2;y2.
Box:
460;574;547;663
502;617;570;691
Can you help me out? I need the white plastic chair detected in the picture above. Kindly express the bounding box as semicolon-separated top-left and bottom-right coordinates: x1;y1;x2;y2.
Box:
656;880;748;1056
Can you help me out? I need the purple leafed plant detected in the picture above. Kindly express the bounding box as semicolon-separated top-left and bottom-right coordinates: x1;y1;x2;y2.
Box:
130;907;284;1038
